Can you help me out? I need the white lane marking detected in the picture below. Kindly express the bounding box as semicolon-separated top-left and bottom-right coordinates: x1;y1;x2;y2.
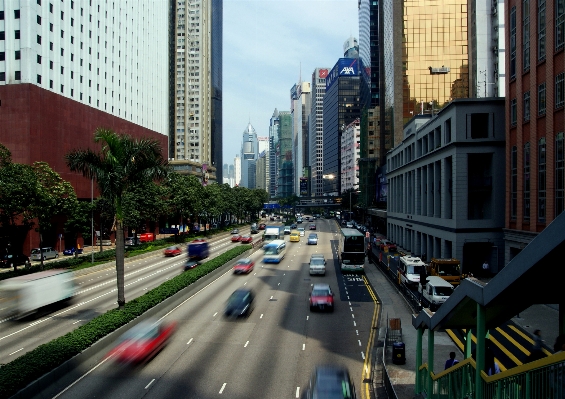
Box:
306;316;309;321
219;383;227;394
213;312;218;317
361;352;365;360
278;283;280;286
260;314;264;319
353;321;356;327
302;344;305;350
349;301;351;305
9;348;24;356
145;379;155;389
270;296;273;300
283;273;285;276
244;341;249;348
347;296;350;300
350;307;353;312
244;282;247;285
187;338;193;345
72;320;82;325
351;314;355;318
253;272;257;275
358;340;362;346
296;387;300;398
356;330;359;335
52;355;113;398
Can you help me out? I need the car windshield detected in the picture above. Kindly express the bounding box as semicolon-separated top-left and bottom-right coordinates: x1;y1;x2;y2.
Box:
30;249;41;254
314;373;354;399
166;246;178;250
435;286;453;296
309;234;317;238
437;264;460;276
264;246;279;255
408;265;425;275
311;259;324;266
312;289;330;297
228;291;250;306
298;228;305;232
119;323;160;342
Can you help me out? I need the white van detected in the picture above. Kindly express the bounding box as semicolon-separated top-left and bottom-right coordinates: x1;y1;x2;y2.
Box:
263;240;286;264
398;256;426;288
418;276;454;311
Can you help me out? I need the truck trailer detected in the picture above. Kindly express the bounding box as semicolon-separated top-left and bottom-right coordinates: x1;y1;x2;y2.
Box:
187;239;209;260
0;270;75;319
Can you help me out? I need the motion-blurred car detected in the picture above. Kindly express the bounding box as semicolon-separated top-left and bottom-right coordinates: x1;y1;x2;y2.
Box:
309;224;317;230
284;226;291;235
240;235;253;244
258;223;266;230
63;247;83;256
290;223;297;229
304;365;357;399
0;253;31;269
163;246;182;257
307;233;318;245
183;260;200;271
233;258;254;274
309;283;334;311
231;235;242;242
224;289;254;317
250;226;259;234
231;228;239;234
106;319;176;365
297;227;306;237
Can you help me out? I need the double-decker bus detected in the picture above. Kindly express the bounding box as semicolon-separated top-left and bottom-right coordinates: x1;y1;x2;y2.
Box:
338;228;366;273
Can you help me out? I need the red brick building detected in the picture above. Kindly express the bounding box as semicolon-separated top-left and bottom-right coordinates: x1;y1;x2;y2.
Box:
505;0;565;263
0;84;168;253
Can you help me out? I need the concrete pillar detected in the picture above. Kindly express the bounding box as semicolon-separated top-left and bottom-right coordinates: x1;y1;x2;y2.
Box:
475;304;486;399
427;329;435;396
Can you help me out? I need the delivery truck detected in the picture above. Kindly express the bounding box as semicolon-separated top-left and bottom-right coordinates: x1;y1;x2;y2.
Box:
263;226;282;243
187;239;209;260
0;270;76;319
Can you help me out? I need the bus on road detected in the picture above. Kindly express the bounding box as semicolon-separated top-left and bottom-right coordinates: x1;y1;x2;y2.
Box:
339;228;365;273
263;239;286;264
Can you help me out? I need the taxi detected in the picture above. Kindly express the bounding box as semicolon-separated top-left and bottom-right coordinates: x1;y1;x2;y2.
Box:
289;230;300;242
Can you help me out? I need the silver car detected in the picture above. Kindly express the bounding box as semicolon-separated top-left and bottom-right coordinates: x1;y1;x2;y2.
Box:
30;247;59;261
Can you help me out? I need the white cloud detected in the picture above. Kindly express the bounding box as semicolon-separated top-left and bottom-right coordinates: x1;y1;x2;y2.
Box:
222;0;359;163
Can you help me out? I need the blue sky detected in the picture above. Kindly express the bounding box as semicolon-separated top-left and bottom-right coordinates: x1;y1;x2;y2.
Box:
222;0;359;165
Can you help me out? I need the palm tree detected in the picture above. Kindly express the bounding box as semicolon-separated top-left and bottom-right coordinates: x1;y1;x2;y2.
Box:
65;128;169;308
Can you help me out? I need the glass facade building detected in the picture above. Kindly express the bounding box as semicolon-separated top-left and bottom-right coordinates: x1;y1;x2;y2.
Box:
277;111;293;198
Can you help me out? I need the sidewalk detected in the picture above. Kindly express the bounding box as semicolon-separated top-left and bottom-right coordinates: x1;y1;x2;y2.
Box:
364;261;460;399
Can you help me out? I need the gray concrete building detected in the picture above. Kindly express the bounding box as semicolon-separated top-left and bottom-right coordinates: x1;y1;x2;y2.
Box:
386;98;506;276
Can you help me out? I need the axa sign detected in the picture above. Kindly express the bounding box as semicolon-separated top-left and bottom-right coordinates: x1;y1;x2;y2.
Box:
326;58;358;90
340;66;356;75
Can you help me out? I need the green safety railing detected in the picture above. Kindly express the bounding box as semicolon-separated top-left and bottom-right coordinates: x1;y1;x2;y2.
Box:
418;351;565;399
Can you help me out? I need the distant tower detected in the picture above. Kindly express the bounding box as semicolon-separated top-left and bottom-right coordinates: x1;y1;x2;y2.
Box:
240;123;258;188
234;154;241;187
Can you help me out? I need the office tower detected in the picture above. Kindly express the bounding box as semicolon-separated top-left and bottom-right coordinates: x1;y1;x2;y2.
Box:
323;58;362;196
343;36;359;59
268;109;280;198
170;0;223;182
341;118;361;193
504;0;565;263
256;151;267;192
277;111;293;198
234;154;241;187
358;0;381;108
309;68;330;197
291;81;312;196
0;1;168;200
240;123;258;188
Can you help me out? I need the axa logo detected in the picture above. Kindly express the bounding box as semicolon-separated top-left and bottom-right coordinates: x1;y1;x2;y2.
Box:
340;67;355;75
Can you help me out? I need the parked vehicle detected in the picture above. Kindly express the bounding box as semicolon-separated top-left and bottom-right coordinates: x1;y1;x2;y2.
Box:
63;247;83;256
418;276;454;311
398;256;426;288
427;258;462;286
30;247;59;261
0;253;31;269
187;239;209;260
0;270;75;319
138;232;155;243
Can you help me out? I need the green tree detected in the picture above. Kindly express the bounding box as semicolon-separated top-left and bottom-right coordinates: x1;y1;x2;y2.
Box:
164;173;204;232
64;199;95;258
65;128;169;308
123;179;168;234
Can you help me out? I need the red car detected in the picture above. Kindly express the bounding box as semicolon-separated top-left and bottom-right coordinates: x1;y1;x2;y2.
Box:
309;224;317;230
231;235;242;242
163;246;182;257
379;239;397;252
233;258;255;274
258;223;266;230
239;235;253;244
106;319;176;364
309;283;334;312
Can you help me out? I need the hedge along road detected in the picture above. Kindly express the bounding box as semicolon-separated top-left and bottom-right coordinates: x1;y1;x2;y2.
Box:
0;225;261;363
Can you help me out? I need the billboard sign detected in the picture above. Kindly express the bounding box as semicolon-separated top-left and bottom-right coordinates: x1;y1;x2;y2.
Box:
300;177;308;196
326;58;359;91
376;166;388;203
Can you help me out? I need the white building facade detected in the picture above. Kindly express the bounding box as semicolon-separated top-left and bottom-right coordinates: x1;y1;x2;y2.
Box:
340;118;360;192
309;67;330;197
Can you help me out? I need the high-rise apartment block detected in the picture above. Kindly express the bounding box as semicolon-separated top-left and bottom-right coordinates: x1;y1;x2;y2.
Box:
170;0;222;182
268;109;280;197
309;68;330;197
277;111;293;198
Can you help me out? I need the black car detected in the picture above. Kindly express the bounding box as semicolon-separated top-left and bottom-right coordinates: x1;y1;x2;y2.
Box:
183;260;200;271
0;253;31;269
305;365;357;399
224;289;254;318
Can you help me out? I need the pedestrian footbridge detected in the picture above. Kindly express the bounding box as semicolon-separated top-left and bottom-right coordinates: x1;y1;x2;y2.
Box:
412;212;565;399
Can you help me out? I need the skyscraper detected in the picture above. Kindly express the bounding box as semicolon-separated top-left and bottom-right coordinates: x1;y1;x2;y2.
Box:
309;68;330;197
269;109;280;198
277;111;293;198
170;0;223;182
240;123;258;188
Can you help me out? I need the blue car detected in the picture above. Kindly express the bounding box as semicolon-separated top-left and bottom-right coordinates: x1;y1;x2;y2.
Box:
63;247;83;256
307;233;318;245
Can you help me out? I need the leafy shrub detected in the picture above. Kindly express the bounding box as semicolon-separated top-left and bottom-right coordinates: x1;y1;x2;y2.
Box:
0;245;252;398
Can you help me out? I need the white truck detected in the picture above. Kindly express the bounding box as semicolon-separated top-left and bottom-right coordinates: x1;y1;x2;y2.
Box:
398;255;427;288
0;270;76;319
418;276;454;311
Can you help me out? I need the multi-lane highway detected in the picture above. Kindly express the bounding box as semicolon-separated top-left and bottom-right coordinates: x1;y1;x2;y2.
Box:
0;229;248;362
20;217;378;399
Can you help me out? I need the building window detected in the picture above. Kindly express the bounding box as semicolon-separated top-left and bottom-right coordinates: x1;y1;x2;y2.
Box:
0;11;4;20
61;30;64;38
511;146;518;219
524;0;531;70
15;30;20;40
524;142;531;220
37;74;42;84
523;91;531;121
71;71;73;79
50;23;53;32
557;133;565;216
49;79;53;88
0;72;4;81
60;48;64;56
49;3;53;13
71;18;74;27
15;71;21;80
71;36;74;44
37;55;41;64
510;6;517;78
0;32;5;40
557;0;565;51
50;42;53;51
61;11;64;20
49;61;53;69
80;92;83;100
15;51;20;60
539;0;546;61
538;137;547;222
556;73;565;108
538;83;547;115
37;0;41;4
60;66;64;74
60;85;64;93
37;35;42;44
37;15;42;24
0;52;4;61
70;53;74;61
71;89;74;97
14;10;20;19
511;99;517;125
